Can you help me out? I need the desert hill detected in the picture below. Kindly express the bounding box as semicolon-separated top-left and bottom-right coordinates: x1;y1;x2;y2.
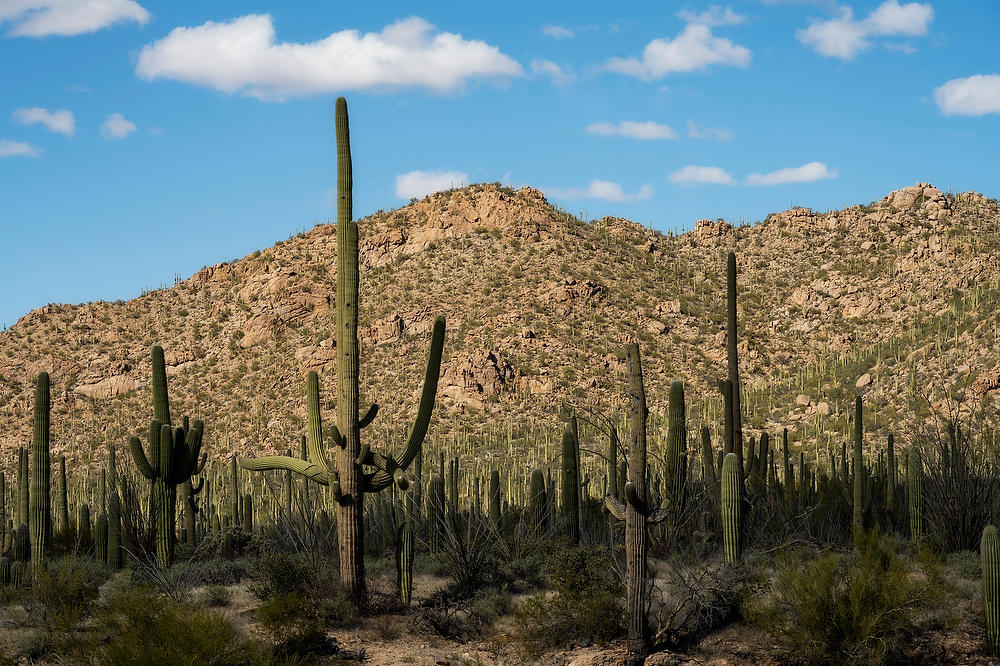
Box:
1;181;998;472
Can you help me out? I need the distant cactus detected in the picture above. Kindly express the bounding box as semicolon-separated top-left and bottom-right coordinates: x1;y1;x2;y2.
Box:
529;469;547;532
721;453;743;564
107;490;122;569
852;395;865;537
982;525;1000;656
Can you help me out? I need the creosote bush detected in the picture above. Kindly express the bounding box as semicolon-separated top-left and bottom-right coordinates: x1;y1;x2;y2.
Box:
748;532;927;665
512;543;624;656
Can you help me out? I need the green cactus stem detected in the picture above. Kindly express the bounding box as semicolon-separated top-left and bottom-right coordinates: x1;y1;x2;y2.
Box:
982;524;1000;656
29;372;51;571
721;453;743;564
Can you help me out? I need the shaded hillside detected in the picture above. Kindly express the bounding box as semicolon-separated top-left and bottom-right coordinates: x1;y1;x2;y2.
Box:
1;181;998;472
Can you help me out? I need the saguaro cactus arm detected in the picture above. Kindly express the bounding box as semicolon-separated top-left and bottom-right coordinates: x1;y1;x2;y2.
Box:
239;456;331;485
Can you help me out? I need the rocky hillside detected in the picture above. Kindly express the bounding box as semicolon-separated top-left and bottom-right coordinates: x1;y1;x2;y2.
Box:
1;181;998;472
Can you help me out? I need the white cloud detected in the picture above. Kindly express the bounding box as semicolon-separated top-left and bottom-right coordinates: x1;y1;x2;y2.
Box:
796;1;933;60
934;74;1000;116
686;119;733;141
745;161;836;185
546;180;654;202
676;5;746;27
669;165;736;185
605;23;751;79
11;107;75;135
395;169;467;199
530;58;574;85
0;0;149;38
586;120;676;140
0;139;41;158
136;15;524;100
542;24;573;39
100;112;136;140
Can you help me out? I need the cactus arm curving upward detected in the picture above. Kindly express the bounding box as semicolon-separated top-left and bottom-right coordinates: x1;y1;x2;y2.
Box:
239;456;331;485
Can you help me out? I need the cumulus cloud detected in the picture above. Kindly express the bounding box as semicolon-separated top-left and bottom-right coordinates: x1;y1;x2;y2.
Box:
546;180;654;202
530;59;574;85
745;161;836;185
136;15;524;100
934;74;1000;116
686;119;733;141
605;23;750;79
542;24;573;39
0;139;41;158
11;107;75;135
586;120;676;140
100;112;136;140
395;169;467;199
676;5;746;26
796;1;933;60
0;0;149;38
668;165;736;185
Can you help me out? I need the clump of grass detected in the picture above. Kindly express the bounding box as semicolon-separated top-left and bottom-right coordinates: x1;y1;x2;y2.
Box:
202;584;233;607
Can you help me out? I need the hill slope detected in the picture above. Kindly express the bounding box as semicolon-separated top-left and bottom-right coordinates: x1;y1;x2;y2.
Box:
1;181;998;472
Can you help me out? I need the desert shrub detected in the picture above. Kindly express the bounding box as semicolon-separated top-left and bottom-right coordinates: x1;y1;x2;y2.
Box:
423;510;500;596
78;585;276;665
317;592;359;629
945;549;981;581
198;557;251;586
749;532;925;665
249;551;312;600
202;584;232;607
469;589;511;632
512;543;624;655
256;591;338;658
15;630;50;661
26;556;103;633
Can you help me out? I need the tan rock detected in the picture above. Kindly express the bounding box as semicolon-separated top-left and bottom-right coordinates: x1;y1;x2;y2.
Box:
795;394;812;407
856;373;872;388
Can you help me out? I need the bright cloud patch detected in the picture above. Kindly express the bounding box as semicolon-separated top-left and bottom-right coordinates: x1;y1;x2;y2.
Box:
0;0;149;38
542;24;573;39
796;1;933;60
586;120;676;140
100;113;136;140
745;161;836;186
11;107;75;135
605;23;750;79
934;74;1000;116
676;5;746;27
395;169;468;199
546;180;653;202
0;139;41;158
136;15;524;100
668;165;735;185
687;120;733;141
530;59;574;85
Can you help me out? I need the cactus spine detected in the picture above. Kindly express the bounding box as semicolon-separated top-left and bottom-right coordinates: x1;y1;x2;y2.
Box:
721;452;743;564
30;372;51;571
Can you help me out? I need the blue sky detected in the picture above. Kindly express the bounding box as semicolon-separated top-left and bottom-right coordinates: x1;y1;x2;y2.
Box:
1;1;998;328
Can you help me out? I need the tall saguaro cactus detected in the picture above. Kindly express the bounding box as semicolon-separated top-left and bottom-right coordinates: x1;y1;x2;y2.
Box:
239;97;446;603
982;524;1000;656
129;346;206;568
726;252;745;474
30;372;51;571
721;453;743;564
852;395;865;537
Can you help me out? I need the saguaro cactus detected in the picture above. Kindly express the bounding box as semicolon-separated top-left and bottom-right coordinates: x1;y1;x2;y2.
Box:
239;97;446;602
908;449;923;541
561;427;580;543
721;453;743;564
603;345;671;666
30;372;51;571
665;380;687;527
982;525;1000;656
397;490;414;606
852;395;865;537
726;252;745;473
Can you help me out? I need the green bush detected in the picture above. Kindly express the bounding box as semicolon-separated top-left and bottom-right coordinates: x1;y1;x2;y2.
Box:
202;584;233;607
512;544;624;655
26;556;104;633
749;532;926;665
256;591;337;658
250;552;312;600
80;585;277;665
